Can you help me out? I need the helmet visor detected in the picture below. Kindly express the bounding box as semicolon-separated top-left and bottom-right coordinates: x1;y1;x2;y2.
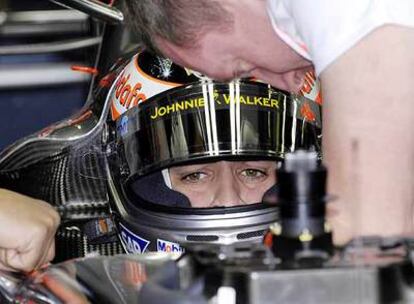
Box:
115;81;321;178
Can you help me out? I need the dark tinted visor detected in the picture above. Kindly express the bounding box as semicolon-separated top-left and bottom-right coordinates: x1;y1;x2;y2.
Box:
115;81;321;178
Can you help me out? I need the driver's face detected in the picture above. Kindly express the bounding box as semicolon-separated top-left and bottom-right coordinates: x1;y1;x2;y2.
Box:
169;160;277;208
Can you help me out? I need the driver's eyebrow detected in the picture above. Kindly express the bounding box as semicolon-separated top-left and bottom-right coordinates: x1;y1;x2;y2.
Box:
241;161;277;167
170;163;212;174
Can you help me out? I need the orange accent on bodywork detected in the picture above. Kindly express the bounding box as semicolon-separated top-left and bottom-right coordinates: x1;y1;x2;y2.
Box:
71;65;99;76
99;73;117;88
38;110;93;137
264;231;273;248
42;274;89;303
69;110;93;125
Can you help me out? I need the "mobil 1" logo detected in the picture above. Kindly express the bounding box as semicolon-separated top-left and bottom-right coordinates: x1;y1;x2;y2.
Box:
157;239;184;253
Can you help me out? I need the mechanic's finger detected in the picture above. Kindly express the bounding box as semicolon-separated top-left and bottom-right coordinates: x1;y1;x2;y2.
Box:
6;228;53;272
31;212;60;269
30;226;57;270
5;248;41;272
0;249;20;272
35;239;56;269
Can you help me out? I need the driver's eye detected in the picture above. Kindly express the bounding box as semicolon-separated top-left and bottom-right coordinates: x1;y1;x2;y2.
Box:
182;172;207;183
240;169;266;179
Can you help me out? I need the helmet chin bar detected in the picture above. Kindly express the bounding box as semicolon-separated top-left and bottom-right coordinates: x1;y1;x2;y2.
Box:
108;163;280;252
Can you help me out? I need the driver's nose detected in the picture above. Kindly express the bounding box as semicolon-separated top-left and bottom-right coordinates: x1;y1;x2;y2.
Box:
211;176;243;207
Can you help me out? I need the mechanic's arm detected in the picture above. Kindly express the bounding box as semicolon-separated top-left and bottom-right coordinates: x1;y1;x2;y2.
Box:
321;25;414;243
0;188;60;272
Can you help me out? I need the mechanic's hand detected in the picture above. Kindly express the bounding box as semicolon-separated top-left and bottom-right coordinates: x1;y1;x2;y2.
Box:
0;189;60;272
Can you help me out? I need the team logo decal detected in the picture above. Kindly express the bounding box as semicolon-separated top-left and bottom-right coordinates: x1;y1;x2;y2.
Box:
111;69;147;121
119;223;150;254
157;239;184;253
110;54;181;120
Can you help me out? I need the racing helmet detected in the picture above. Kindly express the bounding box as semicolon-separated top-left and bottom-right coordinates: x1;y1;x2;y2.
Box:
106;51;322;254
